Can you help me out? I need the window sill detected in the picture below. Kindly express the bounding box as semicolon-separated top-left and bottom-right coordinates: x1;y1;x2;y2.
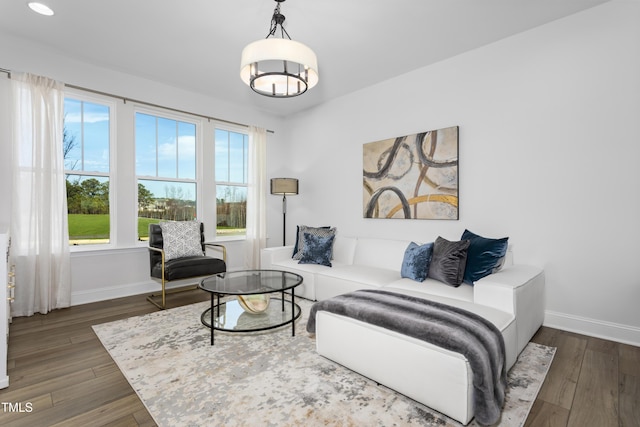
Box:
213;235;246;243
69;236;246;256
70;245;148;258
69;243;114;253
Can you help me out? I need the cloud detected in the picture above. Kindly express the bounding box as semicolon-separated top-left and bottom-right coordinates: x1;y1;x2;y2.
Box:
64;111;109;124
158;135;195;158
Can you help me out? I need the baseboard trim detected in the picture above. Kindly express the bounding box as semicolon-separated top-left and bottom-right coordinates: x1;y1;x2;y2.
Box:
544;310;640;347
70;275;231;306
70;281;158;306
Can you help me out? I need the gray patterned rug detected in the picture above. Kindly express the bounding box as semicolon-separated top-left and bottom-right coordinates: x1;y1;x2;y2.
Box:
93;298;555;427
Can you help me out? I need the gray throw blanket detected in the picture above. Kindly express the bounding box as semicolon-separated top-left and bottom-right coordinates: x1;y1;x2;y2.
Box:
307;290;506;426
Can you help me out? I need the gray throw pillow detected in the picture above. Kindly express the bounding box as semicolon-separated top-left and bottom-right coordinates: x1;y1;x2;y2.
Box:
159;221;204;261
427;236;470;287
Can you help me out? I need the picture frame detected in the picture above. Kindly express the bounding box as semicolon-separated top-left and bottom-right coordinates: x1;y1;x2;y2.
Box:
363;126;459;220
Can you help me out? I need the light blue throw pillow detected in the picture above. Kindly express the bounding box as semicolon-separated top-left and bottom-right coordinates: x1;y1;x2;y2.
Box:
298;232;335;267
401;242;434;282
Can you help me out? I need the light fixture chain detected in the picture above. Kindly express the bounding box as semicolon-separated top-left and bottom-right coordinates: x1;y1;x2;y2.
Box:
266;1;291;40
280;25;291;40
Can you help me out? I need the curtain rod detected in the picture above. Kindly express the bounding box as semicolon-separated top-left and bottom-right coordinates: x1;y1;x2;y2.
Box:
0;67;274;134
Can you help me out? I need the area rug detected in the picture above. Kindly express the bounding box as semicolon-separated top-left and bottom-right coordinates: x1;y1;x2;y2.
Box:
93;299;555;427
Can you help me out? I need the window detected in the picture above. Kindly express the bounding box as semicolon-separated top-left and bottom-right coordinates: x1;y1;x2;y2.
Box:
215;128;248;237
135;111;197;241
63;98;111;245
58;86;251;251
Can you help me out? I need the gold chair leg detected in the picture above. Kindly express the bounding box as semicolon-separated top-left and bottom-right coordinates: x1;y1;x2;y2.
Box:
146;283;200;310
162;276;166;308
146;275;168;309
146;294;165;310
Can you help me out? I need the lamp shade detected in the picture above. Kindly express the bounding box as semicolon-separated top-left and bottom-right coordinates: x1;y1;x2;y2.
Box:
240;38;319;97
270;178;299;195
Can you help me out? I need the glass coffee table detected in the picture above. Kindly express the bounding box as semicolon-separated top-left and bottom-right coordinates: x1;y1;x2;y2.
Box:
198;270;303;345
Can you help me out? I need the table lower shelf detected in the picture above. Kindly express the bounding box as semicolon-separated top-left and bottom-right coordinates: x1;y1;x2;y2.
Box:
201;298;301;333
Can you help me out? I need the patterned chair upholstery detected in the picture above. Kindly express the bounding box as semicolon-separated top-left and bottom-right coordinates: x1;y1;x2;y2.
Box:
148;222;226;309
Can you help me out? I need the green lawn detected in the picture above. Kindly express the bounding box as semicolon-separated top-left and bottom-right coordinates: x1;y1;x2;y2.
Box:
68;214;110;239
68;214;161;242
68;215;244;243
137;217;161;239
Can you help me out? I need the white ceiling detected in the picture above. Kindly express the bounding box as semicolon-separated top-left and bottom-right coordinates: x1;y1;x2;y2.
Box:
0;0;610;117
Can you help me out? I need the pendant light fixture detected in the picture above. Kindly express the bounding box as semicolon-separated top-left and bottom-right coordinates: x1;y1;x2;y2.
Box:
240;0;318;98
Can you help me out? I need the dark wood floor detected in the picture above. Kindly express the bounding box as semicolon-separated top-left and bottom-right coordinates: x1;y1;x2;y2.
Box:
0;292;638;427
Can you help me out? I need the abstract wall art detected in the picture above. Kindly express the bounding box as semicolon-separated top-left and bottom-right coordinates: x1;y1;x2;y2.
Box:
363;126;459;220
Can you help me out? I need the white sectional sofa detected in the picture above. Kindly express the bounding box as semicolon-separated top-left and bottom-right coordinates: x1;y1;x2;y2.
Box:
261;235;545;425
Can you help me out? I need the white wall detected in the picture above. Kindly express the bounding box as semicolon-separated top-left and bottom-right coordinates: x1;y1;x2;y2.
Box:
280;0;640;345
0;34;286;305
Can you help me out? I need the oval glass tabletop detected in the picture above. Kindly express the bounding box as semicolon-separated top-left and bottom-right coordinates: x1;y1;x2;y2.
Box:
198;269;303;295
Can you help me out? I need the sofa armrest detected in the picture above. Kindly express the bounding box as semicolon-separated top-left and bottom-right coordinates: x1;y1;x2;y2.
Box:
474;265;545;354
260;245;294;268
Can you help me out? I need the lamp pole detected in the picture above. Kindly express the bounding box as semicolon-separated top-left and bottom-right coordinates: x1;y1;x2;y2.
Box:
270;178;298;247
282;193;287;246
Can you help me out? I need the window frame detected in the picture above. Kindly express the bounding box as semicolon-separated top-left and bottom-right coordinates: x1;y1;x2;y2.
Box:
63;89;117;250
61;87;251;252
133;105;204;243
214;125;249;240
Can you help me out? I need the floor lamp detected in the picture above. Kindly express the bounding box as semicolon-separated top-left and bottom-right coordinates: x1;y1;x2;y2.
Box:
270;178;299;246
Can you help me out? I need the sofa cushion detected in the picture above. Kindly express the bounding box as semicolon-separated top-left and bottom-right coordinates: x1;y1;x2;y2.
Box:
267;258;346;301
332;236;358;265
401;242;434;282
319;265;400;288
385;278;474;303
298;232;335;267
428;237;470;287
376;289;514;333
461;229;509;284
292;225;336;260
352;238;413;270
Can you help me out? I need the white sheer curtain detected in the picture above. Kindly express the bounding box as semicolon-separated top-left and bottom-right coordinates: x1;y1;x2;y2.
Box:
11;73;71;317
244;126;268;269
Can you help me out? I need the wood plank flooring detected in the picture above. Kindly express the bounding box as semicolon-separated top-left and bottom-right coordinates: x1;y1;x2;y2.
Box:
0;292;638;426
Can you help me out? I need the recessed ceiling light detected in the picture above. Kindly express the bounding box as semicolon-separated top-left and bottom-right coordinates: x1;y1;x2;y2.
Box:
28;2;55;16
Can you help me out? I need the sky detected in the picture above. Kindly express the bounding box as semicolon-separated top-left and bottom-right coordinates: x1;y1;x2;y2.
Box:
64;98;248;202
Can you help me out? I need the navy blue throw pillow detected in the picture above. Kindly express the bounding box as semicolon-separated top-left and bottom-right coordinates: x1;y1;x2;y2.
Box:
298;232;335;267
461;229;509;284
401;242;434;282
292;225;334;259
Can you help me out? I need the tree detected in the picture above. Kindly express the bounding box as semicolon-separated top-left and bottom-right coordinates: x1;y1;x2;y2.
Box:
66;178;82;213
79;178;108;214
63;116;79;171
138;183;153;210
